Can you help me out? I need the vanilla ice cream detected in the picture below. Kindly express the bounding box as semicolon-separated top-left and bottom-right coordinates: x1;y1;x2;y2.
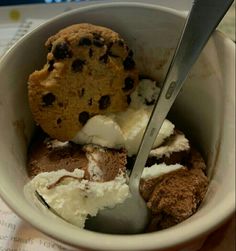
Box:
141;163;183;180
24;168;130;228
25;158;184;229
150;131;190;159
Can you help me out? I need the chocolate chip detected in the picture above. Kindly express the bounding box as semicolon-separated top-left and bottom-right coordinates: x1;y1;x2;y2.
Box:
127;95;131;105
58;102;64;107
92;32;101;39
108;42;113;49
78;88;85;97
52;42;72;60
93;38;105;47
118;39;124;47
79;37;92;46
123;77;134;91
79;111;90;125
108;51;119;58
89;48;93;58
92;33;105;47
88;98;92;106
72;59;85;72
57;118;62;124
123;55;135;70
99;95;111;110
42;93;56;106
48;60;54;72
99;53;109;63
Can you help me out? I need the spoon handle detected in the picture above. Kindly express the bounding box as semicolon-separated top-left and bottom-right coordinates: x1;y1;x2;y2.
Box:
129;0;234;191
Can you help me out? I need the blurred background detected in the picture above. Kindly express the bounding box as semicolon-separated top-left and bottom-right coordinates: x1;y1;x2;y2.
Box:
0;0;234;57
0;0;235;40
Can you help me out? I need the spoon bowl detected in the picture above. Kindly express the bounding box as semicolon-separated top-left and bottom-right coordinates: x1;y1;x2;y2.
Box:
85;192;149;234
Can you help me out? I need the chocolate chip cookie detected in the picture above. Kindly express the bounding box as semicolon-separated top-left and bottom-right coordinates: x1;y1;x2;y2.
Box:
28;23;139;141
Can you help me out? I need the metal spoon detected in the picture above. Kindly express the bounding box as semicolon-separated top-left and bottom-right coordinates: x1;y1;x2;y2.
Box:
85;0;234;234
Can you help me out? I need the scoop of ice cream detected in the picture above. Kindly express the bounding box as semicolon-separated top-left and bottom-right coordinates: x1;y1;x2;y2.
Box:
28;131;127;182
26;128;207;231
140;148;209;231
24;169;130;228
73;79;175;156
26;136;130;228
73;112;174;156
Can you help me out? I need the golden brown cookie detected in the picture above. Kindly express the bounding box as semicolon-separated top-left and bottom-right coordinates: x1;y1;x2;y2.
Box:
28;23;139;141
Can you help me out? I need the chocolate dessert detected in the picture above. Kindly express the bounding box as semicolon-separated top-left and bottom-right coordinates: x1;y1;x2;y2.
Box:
24;23;209;233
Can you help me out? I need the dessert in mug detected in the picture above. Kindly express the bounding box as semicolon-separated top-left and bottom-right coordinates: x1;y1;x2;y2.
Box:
24;23;208;232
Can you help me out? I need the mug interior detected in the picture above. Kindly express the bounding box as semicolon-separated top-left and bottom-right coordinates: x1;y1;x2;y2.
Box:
0;3;234;251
